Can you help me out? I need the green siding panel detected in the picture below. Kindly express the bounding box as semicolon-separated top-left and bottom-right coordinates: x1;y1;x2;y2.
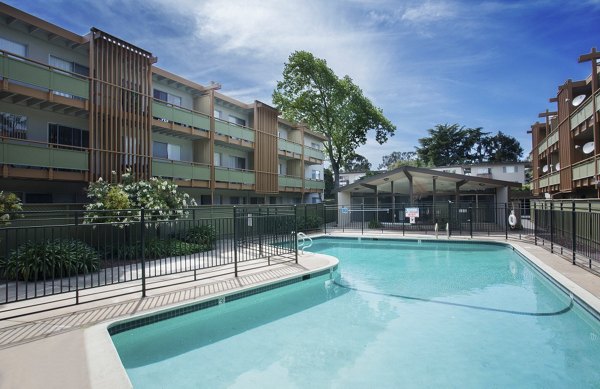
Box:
215;120;255;142
572;161;595;180
152;160;210;181
304;179;324;190
215;168;255;184
152;100;211;130
278;139;302;154
0;55;89;99
279;176;302;188
0;142;88;170
305;146;325;160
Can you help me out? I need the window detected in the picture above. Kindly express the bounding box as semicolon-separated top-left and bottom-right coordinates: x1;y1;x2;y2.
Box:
310;142;321;150
48;124;89;147
311;170;321;180
167;144;181;161
152;141;180;160
153;141;168;159
153;89;181;106
230;197;240;205
0;37;27;57
278;163;283;175
214;152;221;167
464;167;471;175
214;110;222;119
503;166;518;173
230;156;246;170
0;112;27;139
49;56;89;76
228;115;246;126
477;167;491;174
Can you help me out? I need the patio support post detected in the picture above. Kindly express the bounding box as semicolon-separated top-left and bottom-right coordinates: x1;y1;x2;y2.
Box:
534;202;537;245
233;206;238;276
572;201;576;265
432;177;437;223
391;181;395;224
550;202;554;254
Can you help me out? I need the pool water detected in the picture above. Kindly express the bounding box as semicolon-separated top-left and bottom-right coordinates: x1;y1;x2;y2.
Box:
111;238;600;388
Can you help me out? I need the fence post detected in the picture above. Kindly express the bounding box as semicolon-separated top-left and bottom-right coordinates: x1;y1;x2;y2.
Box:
402;206;405;236
589;201;593;268
233;206;238;277
469;204;473;238
572;201;576;265
361;201;364;235
323;203;327;234
140;207;146;298
533;202;537;245
505;203;508;240
258;205;263;256
304;204;307;231
447;201;452;237
294;205;298;264
550;202;554;254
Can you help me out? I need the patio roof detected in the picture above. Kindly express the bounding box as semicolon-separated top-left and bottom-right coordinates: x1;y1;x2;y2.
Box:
336;166;521;195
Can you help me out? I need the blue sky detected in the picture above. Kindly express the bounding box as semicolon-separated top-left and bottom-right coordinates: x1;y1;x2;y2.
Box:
10;0;600;168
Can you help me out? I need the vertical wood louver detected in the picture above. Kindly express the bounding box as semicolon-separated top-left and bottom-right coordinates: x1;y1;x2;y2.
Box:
254;102;279;194
88;28;154;182
557;86;573;192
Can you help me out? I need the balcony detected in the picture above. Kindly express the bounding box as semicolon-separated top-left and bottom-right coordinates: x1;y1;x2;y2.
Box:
304;146;325;161
539;172;560;188
152;159;210;185
537;130;559;155
152;100;210;137
570;94;600;130
279;175;302;188
304;179;324;190
214;119;255;144
278;138;303;156
0;138;88;180
0;50;89;109
572;159;596;181
214;167;255;185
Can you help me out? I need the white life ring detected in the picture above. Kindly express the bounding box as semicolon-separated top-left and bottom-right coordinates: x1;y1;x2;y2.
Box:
508;211;517;228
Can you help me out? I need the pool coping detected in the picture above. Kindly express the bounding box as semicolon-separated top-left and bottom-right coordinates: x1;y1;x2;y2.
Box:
88;252;340;389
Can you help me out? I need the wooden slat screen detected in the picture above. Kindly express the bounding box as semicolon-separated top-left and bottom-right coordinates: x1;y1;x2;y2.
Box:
557;87;573;192
254;103;279;194
89;29;153;182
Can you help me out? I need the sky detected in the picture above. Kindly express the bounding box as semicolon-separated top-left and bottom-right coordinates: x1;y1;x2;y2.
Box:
9;0;600;169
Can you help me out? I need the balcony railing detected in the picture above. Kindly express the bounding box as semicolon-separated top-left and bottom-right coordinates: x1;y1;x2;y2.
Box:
152;159;210;181
537;130;559;155
214;166;255;185
214;119;255;143
539;171;560;188
572;159;596;181
279;175;302;188
0;138;88;171
570;94;600;130
304;179;324;190
152;100;210;131
304;146;325;160
278;138;302;155
0;50;89;99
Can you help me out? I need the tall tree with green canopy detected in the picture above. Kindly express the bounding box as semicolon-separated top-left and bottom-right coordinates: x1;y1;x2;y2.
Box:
343;153;372;172
479;131;523;162
416;124;486;166
272;51;396;189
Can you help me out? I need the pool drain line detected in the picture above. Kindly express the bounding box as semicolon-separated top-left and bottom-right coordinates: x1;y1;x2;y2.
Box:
332;280;574;317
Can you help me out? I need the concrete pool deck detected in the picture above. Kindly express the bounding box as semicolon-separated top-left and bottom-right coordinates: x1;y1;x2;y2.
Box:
1;233;600;388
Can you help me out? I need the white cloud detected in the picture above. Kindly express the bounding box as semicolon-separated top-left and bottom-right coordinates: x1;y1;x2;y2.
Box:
401;1;456;23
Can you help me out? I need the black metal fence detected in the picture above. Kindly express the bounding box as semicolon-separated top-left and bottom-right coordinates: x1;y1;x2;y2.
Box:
0;206;298;305
325;201;600;270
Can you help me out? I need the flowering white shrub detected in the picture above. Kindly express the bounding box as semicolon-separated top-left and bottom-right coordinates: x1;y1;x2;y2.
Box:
84;169;197;227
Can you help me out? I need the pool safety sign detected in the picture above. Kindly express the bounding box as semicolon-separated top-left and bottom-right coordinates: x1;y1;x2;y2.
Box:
405;207;419;224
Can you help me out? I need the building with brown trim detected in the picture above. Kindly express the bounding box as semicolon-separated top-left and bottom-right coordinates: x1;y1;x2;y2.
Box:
0;3;326;205
531;48;600;199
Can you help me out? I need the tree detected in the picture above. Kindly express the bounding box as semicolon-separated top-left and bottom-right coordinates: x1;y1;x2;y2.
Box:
343;154;371;172
416;124;522;166
378;151;423;170
324;168;334;199
416;124;486;166
0;191;23;225
479;131;523;162
273;51;396;189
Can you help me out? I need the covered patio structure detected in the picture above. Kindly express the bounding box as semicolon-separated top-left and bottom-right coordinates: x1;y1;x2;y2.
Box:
335;166;522;229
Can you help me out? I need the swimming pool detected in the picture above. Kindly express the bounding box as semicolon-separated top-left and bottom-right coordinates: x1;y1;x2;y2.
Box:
111;238;600;388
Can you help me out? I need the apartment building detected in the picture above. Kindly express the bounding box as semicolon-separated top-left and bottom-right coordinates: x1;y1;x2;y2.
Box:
431;162;528;184
531;48;600;199
0;4;325;204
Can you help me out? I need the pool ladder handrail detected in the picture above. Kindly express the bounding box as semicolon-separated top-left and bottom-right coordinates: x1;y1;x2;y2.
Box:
297;232;313;254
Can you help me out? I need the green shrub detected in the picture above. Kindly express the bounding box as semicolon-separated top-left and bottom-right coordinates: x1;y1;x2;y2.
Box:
297;215;323;231
2;239;99;281
182;224;216;248
116;238;208;260
368;219;382;229
0;191;23;225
